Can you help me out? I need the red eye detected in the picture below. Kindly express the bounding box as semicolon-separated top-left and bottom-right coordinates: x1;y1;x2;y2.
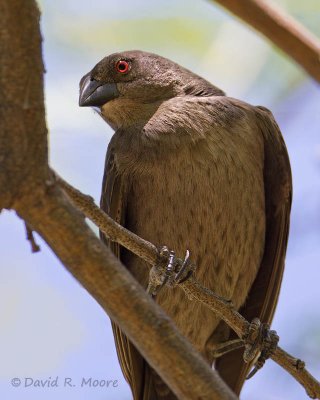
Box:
116;60;130;74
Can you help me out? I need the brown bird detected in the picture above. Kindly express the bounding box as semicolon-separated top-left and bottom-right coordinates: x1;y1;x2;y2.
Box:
79;50;292;399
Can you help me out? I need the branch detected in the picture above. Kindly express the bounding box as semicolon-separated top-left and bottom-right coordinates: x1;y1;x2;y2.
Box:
57;173;320;399
0;2;237;399
211;0;320;82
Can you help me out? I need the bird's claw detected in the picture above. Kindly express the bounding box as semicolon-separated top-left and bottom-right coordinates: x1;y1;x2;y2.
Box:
175;249;193;283
244;318;279;379
211;339;244;358
147;246;195;297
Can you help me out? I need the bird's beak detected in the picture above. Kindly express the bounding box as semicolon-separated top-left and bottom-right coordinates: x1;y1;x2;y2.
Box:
79;74;119;107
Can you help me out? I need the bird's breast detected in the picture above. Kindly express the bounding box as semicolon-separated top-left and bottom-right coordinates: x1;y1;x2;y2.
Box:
117;126;266;352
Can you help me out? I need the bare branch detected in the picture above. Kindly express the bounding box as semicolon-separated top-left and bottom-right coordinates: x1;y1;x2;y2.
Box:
211;0;320;82
57;173;320;399
25;222;41;252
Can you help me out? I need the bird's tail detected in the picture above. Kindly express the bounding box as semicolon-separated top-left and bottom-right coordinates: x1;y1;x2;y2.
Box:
112;322;177;400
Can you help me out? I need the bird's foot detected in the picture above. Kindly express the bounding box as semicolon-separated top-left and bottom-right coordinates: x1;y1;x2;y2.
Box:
244;318;279;379
211;339;244;358
147;246;195;297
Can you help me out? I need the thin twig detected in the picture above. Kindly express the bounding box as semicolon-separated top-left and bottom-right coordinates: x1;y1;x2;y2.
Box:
25;222;40;252
211;0;320;82
57;172;320;399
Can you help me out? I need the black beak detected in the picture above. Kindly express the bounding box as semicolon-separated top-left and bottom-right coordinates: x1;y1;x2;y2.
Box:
79;74;119;107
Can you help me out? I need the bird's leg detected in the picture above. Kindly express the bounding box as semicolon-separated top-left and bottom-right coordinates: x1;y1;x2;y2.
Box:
211;339;244;358
243;318;279;379
147;246;196;297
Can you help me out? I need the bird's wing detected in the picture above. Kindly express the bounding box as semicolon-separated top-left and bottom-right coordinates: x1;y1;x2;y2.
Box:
100;144;156;400
215;105;292;395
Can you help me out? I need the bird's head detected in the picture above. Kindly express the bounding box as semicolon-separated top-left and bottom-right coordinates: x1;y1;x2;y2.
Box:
79;50;224;130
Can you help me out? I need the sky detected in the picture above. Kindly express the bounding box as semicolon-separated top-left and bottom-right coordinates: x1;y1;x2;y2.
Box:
1;1;320;399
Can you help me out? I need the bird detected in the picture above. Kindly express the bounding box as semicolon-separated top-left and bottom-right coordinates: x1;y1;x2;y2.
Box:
79;50;292;399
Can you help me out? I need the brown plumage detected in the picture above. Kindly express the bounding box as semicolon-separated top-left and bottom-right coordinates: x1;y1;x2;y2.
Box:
79;50;292;399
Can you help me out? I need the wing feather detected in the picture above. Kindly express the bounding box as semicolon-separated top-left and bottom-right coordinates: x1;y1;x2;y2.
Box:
100;144;156;399
215;106;292;394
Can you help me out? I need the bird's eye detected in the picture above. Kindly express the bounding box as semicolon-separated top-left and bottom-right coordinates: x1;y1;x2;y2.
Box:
115;60;130;74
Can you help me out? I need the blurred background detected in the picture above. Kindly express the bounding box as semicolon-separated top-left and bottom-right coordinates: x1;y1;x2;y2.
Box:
1;0;320;399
